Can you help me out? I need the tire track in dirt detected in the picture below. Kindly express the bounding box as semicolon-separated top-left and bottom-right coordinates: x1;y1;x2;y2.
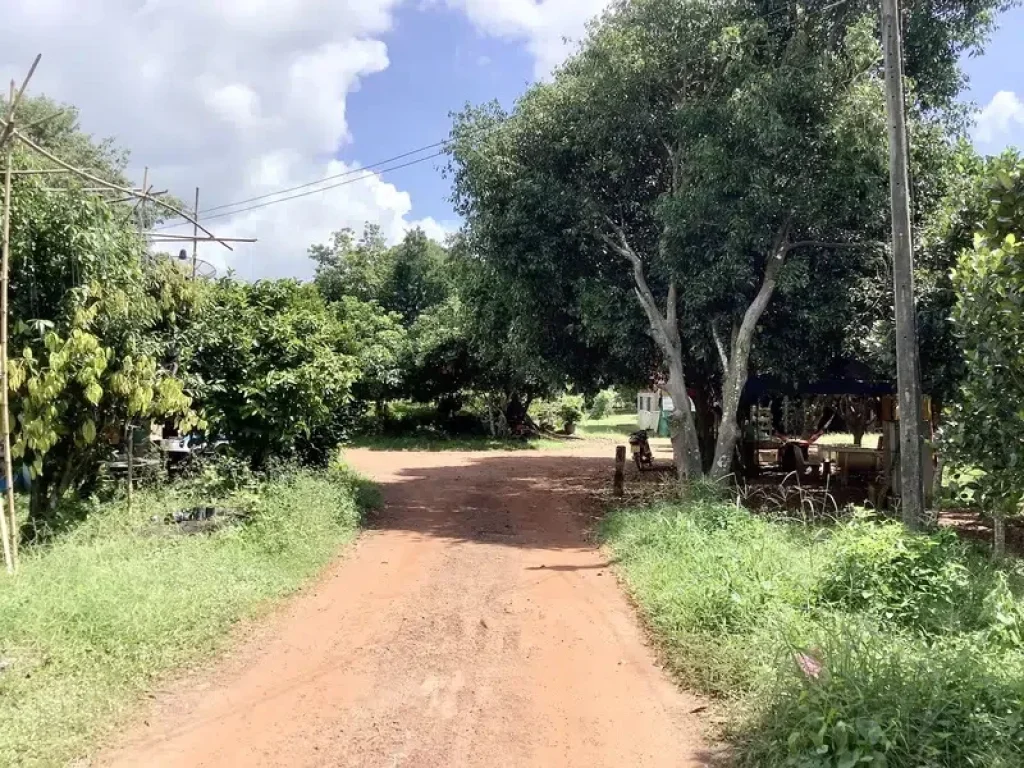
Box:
101;446;712;767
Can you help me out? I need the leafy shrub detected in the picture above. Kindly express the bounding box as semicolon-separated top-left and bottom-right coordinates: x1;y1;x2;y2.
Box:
557;393;585;429
815;518;972;635
530;393;585;432
589;388;622;419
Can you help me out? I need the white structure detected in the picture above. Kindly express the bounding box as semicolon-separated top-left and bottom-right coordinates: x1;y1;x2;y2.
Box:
636;390;694;431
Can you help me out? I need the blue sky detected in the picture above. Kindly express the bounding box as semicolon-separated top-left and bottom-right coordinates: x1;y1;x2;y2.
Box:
0;1;1021;278
344;4;536;232
963;6;1024;152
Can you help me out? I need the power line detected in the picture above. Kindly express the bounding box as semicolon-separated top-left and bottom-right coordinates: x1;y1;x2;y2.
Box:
199;141;449;216
174;150;446;225
156;118;507;228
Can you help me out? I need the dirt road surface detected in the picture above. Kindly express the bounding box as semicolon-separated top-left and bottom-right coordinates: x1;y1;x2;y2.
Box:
102;445;711;767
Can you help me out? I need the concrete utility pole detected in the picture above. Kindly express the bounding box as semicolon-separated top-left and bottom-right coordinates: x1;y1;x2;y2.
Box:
881;0;926;528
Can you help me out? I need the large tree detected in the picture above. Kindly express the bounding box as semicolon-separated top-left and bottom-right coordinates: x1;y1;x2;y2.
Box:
449;0;1005;481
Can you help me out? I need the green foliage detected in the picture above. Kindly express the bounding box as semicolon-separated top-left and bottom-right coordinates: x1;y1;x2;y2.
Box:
447;0;997;427
815;520;976;636
749;626;1024;768
0;466;369;766
602;502;1024;767
949;151;1024;517
589;388;622;419
531;392;586;431
557;394;585;428
185;279;361;465
309;225;391;305
334;295;408;408
5;164;199;522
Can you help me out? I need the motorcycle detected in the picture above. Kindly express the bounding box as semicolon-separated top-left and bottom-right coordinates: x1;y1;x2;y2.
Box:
628;429;654;471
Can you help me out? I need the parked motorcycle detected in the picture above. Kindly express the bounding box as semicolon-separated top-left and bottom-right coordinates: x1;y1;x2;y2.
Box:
629;429;654;471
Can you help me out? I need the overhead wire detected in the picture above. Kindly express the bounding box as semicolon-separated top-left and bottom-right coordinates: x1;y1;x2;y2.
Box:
153;116;507;229
175;150;446;225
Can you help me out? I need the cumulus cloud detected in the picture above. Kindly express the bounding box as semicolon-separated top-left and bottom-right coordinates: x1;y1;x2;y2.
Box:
0;0;425;279
1;0;610;279
446;0;610;78
975;91;1024;146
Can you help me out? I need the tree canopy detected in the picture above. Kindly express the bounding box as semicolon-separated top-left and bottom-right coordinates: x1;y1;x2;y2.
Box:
448;0;1006;479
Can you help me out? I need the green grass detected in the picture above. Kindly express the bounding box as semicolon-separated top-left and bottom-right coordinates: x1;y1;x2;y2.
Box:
602;495;1024;767
0;467;370;767
577;411;638;438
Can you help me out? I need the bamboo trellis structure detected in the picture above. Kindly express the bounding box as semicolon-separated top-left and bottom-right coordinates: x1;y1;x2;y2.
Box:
0;54;256;573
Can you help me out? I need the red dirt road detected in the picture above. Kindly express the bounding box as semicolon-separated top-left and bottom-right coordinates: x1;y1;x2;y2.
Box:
102;446;711;767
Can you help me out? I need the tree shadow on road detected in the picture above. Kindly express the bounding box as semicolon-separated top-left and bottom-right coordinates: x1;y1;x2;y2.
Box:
360;453;627;552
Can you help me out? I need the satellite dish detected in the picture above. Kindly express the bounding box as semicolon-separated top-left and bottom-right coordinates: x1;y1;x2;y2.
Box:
178;248;188;261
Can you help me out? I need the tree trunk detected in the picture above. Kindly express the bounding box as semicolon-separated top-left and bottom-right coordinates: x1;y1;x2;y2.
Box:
993;513;1006;560
709;221;793;482
932;452;944;503
663;366;702;481
692;385;717;473
601;223;703;482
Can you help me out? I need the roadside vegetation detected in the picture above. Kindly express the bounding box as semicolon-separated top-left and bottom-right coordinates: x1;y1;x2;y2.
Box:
603;493;1024;767
0;462;372;766
2;0;1024;765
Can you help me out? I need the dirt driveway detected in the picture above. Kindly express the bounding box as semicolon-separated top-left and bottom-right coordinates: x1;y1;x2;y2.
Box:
102;445;710;767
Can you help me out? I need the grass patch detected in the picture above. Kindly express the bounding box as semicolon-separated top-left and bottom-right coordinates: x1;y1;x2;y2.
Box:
577;411;638;439
0;466;370;767
602;498;1024;767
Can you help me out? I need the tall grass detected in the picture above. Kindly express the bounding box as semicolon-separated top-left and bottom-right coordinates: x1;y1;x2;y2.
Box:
0;466;371;767
602;499;1024;767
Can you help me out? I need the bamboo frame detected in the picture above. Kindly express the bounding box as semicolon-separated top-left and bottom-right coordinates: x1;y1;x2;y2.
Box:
192;188;200;279
0;126;237;252
0;58;42;573
145;235;256;243
0;109;14;574
0;54;258;573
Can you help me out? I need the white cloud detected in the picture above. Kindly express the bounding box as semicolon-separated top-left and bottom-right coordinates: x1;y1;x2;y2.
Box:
975;90;1024;146
0;1;612;281
408;216;458;242
447;0;610;78
0;0;429;280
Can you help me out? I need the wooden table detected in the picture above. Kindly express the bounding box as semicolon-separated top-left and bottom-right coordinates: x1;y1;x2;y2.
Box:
820;445;883;486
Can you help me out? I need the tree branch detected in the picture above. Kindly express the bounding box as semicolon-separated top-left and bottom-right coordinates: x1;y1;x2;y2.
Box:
599;219;676;350
711;321;729;378
666;280;678;335
736;217;792;347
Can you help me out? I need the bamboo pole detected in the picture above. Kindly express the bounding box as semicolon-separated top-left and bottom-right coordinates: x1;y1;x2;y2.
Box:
145;235;255;243
191;187;200;279
0;54;40;149
126;423;134;515
11;168;103;176
1;83;17;573
0;129;236;252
